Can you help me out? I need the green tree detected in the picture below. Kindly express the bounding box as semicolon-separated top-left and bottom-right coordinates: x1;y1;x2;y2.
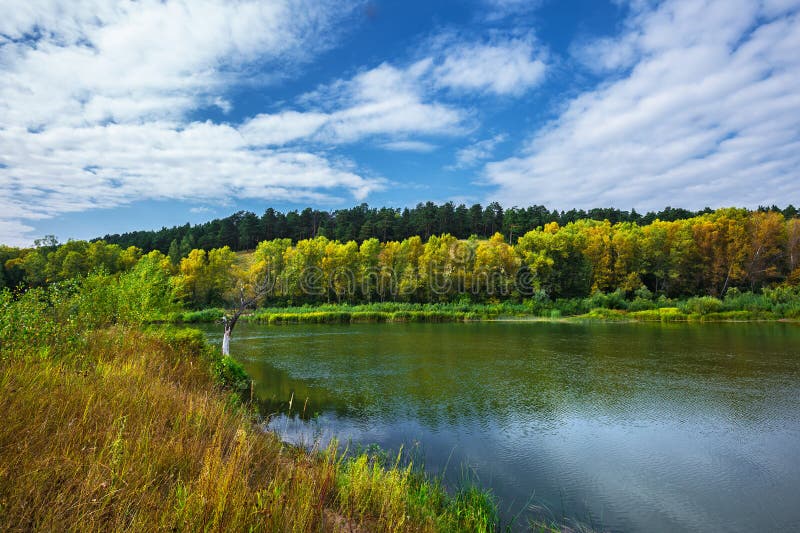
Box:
167;239;181;266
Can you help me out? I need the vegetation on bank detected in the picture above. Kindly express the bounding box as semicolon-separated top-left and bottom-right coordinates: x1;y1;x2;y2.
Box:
0;276;499;532
4;208;800;313
161;286;800;325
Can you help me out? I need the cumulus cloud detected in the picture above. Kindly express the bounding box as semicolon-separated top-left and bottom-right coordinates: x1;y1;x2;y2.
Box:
0;0;383;245
485;0;800;210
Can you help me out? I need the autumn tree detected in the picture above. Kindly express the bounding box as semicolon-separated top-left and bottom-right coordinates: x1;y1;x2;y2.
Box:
744;211;786;289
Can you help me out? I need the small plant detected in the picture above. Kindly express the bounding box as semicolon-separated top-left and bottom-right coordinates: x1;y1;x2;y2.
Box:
213;355;250;390
680;296;724;315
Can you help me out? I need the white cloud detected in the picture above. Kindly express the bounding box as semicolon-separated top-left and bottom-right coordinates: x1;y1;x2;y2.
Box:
0;220;37;248
450;134;507;169
379;140;439;152
485;0;800;210
0;0;384;245
242;35;546;150
431;37;547;96
213;97;233;114
240;61;466;148
321;63;466;142
241;111;330;146
0;122;383;241
480;0;544;21
0;0;349;130
308;62;466;143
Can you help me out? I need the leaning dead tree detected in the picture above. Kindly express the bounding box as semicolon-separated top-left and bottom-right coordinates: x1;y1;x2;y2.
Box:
221;274;271;356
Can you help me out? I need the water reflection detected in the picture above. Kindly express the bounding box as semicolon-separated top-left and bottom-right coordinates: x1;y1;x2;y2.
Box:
200;321;800;532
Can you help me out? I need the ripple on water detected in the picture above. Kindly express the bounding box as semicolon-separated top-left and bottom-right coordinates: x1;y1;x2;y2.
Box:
199;321;800;533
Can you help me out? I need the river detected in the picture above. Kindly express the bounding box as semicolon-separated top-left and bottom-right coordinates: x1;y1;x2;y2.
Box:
199;321;800;532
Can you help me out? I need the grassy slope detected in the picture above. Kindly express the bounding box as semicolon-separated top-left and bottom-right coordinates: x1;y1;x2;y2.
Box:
0;326;496;532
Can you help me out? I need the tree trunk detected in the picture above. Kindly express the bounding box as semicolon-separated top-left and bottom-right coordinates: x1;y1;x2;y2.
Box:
220;279;270;356
222;324;232;356
221;314;240;356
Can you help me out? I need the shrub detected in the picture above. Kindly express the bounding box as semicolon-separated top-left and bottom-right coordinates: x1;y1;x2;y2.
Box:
213;355;250;390
628;297;657;311
178;308;225;323
680;296;724;315
552;298;588;316
155;327;207;356
583;291;628;311
634;285;654;301
722;291;771;312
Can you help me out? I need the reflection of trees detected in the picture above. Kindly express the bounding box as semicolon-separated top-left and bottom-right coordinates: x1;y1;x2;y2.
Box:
220;322;800;428
245;362;370;421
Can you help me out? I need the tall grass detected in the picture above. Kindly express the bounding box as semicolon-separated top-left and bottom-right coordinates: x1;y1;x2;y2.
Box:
0;284;499;532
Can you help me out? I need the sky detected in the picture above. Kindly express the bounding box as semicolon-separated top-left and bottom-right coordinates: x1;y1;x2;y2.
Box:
1;0;799;246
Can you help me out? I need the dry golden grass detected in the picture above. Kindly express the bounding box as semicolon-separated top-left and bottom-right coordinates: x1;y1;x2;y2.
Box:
0;326;496;532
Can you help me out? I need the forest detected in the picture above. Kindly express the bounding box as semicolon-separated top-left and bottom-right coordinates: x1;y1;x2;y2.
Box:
3;206;799;315
98;202;799;255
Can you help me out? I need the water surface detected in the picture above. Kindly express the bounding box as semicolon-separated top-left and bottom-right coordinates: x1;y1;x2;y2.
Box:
200;321;800;532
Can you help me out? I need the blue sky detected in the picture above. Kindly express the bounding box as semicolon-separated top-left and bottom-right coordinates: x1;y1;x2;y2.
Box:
1;0;799;246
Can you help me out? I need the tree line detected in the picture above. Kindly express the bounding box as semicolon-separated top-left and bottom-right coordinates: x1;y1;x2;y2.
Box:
3;207;799;309
97;202;799;257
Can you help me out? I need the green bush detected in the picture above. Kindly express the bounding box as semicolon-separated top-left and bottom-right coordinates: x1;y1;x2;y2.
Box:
551;298;588;316
628;296;657;311
634;285;654;301
155;327;207;356
773;300;800;318
680;296;724;315
584;290;628;311
176;308;225;323
722;291;771;312
213;355;250;390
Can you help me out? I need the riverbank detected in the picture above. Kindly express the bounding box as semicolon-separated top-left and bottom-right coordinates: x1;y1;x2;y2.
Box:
164;291;800;325
0;290;498;532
